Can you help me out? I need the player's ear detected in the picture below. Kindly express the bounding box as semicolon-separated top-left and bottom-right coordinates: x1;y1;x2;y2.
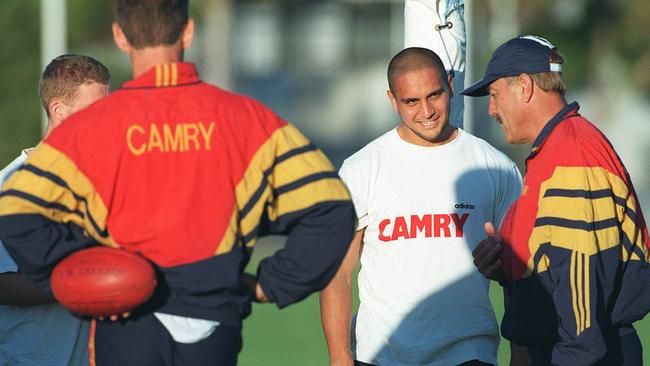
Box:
181;18;195;50
447;73;455;98
519;73;534;102
387;89;398;113
112;22;131;53
49;98;66;123
46;98;68;137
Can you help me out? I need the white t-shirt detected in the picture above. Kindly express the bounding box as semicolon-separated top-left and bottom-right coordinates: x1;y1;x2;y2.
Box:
340;128;521;365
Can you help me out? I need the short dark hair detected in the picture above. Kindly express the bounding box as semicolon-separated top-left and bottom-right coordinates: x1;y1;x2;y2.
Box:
116;0;189;49
39;54;110;117
387;47;449;94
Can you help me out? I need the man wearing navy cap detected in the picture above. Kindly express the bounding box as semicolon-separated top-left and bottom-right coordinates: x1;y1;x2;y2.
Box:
466;35;650;365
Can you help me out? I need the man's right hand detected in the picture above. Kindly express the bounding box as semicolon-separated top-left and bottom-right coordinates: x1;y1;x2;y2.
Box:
472;222;506;282
240;273;268;303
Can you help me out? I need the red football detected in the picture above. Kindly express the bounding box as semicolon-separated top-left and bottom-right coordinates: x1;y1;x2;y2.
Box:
51;247;157;317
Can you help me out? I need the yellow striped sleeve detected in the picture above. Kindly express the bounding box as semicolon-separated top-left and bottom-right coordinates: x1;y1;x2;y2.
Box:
266;124;349;220
272;149;335;187
526;166;644;273
227;123;350;250
523;166;645;336
0;143;115;246
231;133;277;247
270;178;351;221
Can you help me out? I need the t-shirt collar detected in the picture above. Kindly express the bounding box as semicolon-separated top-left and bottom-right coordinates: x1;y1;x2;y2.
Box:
121;62;201;89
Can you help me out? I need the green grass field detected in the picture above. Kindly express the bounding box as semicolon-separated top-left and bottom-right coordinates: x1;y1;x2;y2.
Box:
239;239;650;365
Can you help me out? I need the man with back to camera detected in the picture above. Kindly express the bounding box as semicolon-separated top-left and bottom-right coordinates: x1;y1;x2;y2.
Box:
0;54;110;366
465;35;650;365
319;47;523;366
0;0;355;365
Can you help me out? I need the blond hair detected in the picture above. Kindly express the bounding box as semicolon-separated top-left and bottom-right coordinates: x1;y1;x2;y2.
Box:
39;54;110;117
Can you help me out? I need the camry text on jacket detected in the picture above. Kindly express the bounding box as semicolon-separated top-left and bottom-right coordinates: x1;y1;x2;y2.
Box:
127;121;216;155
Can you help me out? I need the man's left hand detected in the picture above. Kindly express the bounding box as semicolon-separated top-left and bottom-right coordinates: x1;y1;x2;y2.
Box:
473;222;506;282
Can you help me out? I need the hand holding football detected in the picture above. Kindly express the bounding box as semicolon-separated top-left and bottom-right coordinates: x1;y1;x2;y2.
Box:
51;247;157;317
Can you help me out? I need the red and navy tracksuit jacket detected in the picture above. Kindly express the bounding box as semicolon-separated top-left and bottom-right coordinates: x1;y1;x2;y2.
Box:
499;102;650;365
0;62;355;325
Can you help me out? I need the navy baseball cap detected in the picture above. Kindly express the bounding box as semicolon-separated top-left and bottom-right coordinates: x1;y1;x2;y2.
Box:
461;35;563;97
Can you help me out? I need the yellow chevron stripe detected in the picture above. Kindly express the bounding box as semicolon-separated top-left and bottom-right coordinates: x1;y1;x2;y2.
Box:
269;178;350;220
155;65;162;87
0;143;115;246
537;166;631;198
622;212;648;260
274;124;312;156
233;124;336;236
227;123;350;253
273;150;335;187
233;143;275;240
540;195;622;227
529;225;618;257
0;194;86;228
226;123;350;252
525;165;647;276
1;169;80;212
215;208;238;255
171;63;178;86
239;184;272;241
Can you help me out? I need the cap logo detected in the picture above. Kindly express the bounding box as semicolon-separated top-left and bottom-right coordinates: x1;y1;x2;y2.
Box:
520;35;556;49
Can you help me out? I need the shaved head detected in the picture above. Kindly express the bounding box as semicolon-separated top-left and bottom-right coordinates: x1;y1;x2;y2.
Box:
388;47;449;94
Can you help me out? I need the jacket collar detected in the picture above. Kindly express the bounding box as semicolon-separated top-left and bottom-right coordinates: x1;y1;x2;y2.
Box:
526;101;580;162
121;62;200;89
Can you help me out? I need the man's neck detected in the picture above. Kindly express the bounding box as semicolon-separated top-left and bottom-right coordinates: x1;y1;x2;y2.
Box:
43;119;58;140
527;93;567;144
130;46;184;78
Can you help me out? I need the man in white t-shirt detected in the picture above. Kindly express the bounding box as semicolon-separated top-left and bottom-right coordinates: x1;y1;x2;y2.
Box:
320;47;522;366
0;54;109;366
